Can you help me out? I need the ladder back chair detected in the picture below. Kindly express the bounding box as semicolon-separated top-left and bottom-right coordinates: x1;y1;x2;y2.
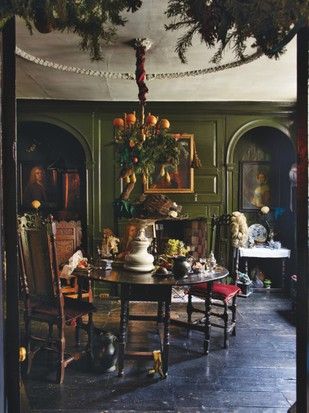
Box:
18;213;96;383
187;214;241;350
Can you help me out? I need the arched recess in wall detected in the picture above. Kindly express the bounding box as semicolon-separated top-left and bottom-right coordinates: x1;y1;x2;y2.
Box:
226;119;296;221
17;117;93;253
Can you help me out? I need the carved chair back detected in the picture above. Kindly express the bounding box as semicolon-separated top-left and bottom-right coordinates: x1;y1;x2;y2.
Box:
18;213;64;313
54;220;82;266
210;214;238;281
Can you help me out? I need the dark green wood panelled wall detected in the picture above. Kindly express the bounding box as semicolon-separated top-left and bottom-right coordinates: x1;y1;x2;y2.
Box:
17;100;295;252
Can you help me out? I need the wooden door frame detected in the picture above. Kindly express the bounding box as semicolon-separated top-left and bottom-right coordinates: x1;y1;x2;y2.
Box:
295;26;309;412
1;17;21;413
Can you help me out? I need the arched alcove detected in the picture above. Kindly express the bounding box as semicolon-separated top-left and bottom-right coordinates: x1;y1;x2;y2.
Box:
226;124;296;281
17;121;88;250
226;122;295;214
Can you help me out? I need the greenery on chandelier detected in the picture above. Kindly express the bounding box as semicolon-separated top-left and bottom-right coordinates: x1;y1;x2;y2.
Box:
165;0;308;63
113;113;180;200
0;1;307;62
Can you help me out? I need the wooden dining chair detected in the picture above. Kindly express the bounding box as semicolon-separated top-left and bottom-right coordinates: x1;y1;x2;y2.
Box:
53;219;93;302
187;214;241;350
18;212;96;383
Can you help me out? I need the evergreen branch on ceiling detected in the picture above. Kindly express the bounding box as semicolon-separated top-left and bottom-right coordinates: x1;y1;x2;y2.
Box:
0;0;142;60
1;0;308;63
165;0;309;63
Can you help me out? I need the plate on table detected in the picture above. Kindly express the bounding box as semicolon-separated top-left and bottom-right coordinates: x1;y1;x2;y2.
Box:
248;224;267;243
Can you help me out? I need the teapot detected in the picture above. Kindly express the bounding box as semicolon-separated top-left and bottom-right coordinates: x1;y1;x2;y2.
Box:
172;255;191;278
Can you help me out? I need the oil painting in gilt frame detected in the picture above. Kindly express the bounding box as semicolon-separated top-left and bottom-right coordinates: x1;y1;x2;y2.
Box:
239;161;279;211
19;162;60;210
62;170;81;210
144;134;194;193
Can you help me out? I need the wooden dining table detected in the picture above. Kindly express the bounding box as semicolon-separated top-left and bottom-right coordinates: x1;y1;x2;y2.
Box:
73;266;229;377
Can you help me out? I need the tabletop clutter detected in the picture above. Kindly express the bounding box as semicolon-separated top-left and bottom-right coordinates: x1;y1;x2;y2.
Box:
65;202;288;290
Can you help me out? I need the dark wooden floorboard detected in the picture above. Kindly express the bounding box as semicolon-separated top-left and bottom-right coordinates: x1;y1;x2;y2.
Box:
24;291;296;412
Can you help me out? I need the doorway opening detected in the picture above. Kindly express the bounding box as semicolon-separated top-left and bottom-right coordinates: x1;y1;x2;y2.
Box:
17;121;88;251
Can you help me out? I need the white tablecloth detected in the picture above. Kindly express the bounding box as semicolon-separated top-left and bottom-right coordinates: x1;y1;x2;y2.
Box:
239;247;291;259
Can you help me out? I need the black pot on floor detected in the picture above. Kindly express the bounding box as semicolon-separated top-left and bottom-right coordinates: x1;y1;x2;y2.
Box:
91;329;118;373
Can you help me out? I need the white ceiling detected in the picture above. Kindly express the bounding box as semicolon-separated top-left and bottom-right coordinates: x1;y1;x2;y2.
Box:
15;0;297;102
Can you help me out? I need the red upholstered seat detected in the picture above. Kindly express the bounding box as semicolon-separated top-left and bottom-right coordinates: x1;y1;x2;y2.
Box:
190;282;241;302
187;214;242;351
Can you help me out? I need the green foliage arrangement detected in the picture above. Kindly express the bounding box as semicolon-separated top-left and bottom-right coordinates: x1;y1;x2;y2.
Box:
0;0;142;60
113;113;181;200
1;1;307;62
165;0;308;63
115;126;180;179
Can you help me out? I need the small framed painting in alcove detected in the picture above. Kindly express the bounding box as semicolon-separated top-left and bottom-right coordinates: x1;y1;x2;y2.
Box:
62;170;81;210
19;162;61;210
239;161;279;210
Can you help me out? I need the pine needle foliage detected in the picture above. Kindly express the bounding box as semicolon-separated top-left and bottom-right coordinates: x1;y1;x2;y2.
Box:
1;0;307;62
165;0;309;63
0;0;142;60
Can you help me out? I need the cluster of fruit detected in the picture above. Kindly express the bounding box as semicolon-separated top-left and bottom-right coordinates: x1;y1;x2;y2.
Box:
112;111;180;201
113;112;170;135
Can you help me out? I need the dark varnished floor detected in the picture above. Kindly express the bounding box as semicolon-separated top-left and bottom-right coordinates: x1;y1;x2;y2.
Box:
24;291;296;413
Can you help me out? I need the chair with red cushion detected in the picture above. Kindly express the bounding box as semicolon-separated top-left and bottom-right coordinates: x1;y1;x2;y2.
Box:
18;213;96;383
187;214;240;351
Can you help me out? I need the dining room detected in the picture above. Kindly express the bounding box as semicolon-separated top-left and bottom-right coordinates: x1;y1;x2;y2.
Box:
1;1;308;412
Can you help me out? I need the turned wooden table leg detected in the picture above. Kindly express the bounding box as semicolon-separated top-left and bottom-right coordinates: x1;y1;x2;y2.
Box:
162;294;171;377
203;282;212;355
282;258;287;290
157;301;164;323
118;294;129;377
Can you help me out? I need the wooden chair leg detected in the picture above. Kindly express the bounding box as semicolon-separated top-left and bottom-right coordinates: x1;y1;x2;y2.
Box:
231;296;237;336
56;322;65;384
24;316;32;375
87;313;94;360
75;317;81;347
223;302;229;349
48;323;53;346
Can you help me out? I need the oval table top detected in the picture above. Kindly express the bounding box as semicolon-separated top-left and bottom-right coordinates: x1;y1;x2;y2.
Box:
73;265;229;286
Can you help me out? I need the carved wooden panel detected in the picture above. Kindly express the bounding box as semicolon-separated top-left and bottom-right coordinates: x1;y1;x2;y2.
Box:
55;220;82;265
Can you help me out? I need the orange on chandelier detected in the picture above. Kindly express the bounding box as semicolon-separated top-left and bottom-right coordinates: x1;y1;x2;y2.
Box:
112;112;170;131
112;117;124;128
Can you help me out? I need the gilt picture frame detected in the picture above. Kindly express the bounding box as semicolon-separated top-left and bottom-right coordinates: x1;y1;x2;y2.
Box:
239;161;279;211
144;133;194;193
62;170;81;210
19;162;60;210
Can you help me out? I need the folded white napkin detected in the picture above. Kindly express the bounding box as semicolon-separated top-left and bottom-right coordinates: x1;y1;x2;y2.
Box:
60;250;84;279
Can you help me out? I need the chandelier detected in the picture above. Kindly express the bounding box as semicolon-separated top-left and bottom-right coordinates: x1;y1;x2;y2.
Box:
112;39;179;202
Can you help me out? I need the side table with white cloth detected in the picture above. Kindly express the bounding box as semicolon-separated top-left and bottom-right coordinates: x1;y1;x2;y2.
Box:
237;247;291;290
